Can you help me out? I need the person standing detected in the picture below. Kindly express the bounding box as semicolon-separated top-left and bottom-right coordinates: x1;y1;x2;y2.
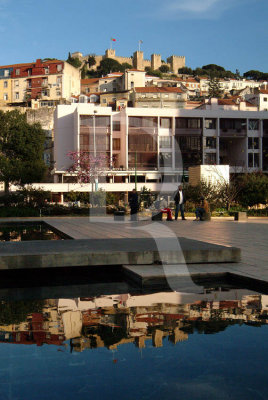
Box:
129;189;139;221
174;185;186;220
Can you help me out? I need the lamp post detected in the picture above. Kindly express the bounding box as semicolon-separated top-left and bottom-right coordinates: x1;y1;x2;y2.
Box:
93;110;98;191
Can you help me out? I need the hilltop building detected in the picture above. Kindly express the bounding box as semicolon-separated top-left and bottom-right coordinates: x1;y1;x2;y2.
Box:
0;59;80;108
72;49;185;74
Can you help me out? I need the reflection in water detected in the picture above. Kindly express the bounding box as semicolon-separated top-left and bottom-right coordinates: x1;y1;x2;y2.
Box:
0;223;66;241
0;290;267;351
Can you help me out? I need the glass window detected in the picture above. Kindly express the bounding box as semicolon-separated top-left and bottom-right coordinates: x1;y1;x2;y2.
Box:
159;136;172;148
113;138;120;151
112;121;120;131
15;69;20;75
4;81;8;88
159;152;172;167
206;137;216;148
248;138;259;149
160;118;171;129
248;120;259;130
205;153;216;165
205;119;216;129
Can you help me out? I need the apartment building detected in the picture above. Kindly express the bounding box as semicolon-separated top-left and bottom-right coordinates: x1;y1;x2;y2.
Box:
0;59;80;107
130;87;187;109
51;104;268;199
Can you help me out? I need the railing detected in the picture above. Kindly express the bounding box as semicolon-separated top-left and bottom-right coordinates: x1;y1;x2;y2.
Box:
175;128;202;135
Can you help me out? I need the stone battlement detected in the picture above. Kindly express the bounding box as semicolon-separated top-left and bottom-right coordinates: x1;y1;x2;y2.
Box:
72;49;185;73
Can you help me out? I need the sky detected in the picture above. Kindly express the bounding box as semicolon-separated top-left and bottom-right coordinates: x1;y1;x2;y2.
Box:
0;0;267;74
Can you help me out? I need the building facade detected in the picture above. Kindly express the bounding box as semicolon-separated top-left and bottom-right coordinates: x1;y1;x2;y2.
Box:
0;59;80;107
51;104;268;198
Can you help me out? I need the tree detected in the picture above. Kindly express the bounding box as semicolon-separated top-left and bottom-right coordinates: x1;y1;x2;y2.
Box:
67;151;109;192
0;110;46;193
236;173;268;207
208;76;223;98
66;52;82;69
159;65;169;73
202;64;225;72
178;67;193;75
121;62;133;71
98;58;123;75
81;64;88;79
87;55;96;68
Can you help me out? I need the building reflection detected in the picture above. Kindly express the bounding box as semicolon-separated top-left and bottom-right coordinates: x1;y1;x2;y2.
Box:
0;290;267;351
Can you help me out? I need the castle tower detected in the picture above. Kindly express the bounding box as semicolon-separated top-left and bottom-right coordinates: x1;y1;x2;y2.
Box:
105;49;116;59
151;54;162;71
167;55;186;73
133;51;144;70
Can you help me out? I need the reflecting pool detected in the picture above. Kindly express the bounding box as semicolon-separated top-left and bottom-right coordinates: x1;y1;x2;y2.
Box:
0;279;267;400
0;222;69;241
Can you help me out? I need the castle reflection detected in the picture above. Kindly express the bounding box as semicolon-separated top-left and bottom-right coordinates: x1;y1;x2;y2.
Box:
0;289;267;351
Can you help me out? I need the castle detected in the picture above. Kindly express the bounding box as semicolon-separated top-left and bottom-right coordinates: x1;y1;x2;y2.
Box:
71;49;185;73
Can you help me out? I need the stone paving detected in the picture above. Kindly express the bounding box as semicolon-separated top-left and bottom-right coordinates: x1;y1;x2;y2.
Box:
43;216;268;283
0;216;267;284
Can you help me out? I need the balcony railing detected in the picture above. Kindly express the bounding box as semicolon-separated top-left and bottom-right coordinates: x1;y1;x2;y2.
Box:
175;128;202;135
220;129;246;137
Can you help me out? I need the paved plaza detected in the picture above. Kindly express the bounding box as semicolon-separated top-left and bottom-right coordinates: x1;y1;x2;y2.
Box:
44;216;268;284
0;216;267;284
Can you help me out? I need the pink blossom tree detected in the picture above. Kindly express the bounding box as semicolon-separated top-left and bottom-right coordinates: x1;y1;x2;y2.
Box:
67;151;109;192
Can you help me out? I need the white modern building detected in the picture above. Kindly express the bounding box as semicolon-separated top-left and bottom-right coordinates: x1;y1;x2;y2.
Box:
45;104;268;199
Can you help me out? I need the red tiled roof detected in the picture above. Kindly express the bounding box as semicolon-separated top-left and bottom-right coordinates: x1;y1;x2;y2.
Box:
260;89;268;94
126;69;144;72
135;86;183;93
81;78;100;84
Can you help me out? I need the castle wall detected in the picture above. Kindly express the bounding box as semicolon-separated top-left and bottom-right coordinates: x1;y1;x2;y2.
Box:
72;50;185;73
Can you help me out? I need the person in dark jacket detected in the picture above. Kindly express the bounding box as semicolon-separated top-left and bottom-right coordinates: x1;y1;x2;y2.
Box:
174;185;186;220
129;189;139;221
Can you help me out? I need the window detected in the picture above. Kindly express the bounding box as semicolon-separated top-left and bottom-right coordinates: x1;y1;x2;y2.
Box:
160;118;171;129
42;89;49;96
28;68;32;76
15;69;20;75
264;98;267;102
159;136;172;148
57;64;62;72
205;119;216;129
112;121;120;131
3;93;8;101
15;92;19;99
44;67;49;74
248;138;259;149
248;153;259;168
40;101;54;107
248;120;259;130
159;152;172;167
102;98;107;103
85;88;90;93
56;90;61;96
205;153;216;165
4;69;9;77
113;138;120;150
206;137;216;149
3;81;8;88
56;76;62;85
15;80;19;87
131;81;134;88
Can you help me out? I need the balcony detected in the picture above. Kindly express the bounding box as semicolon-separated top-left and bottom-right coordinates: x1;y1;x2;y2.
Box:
220;128;246;137
175;128;202;136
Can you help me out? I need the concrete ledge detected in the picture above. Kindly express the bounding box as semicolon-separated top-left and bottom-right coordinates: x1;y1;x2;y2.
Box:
0;237;241;270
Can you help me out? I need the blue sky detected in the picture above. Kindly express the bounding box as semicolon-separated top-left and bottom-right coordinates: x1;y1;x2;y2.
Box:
0;0;267;74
